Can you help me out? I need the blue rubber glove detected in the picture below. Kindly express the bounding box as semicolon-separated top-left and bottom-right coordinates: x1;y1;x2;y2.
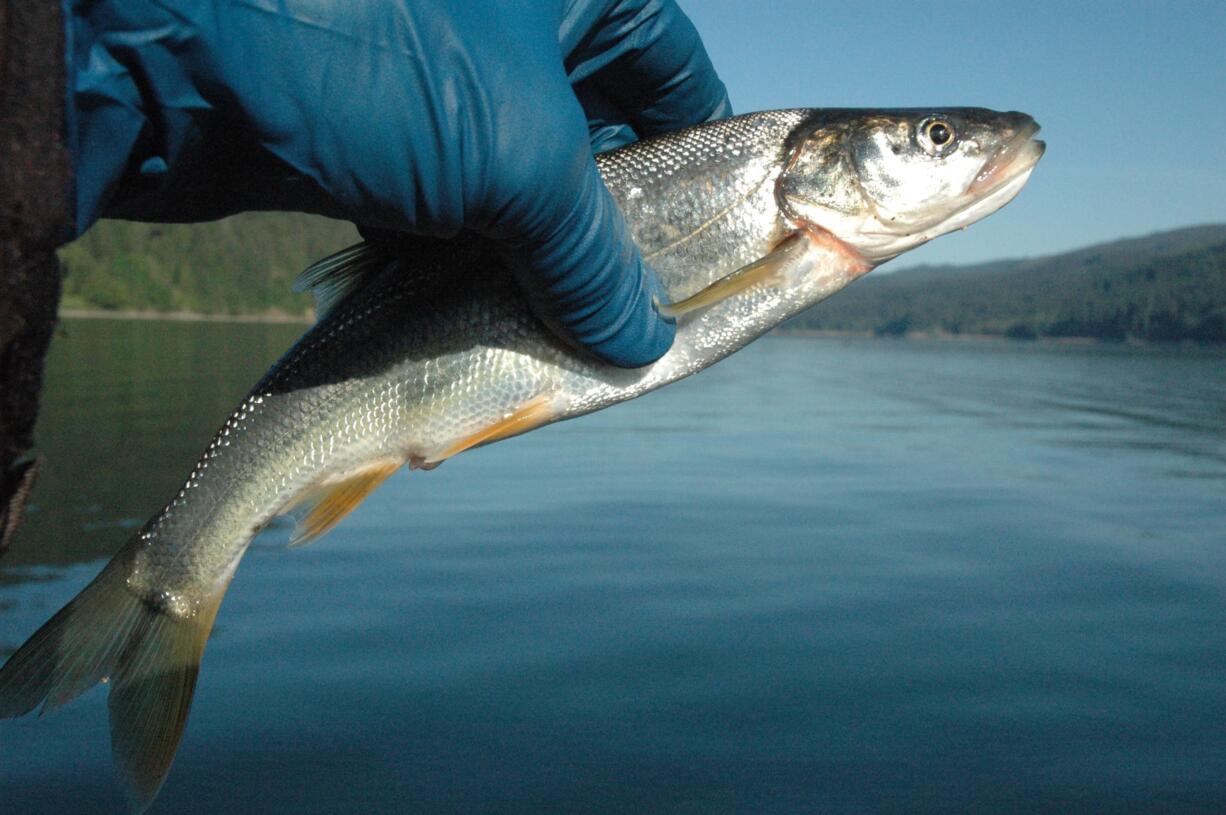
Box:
64;0;731;367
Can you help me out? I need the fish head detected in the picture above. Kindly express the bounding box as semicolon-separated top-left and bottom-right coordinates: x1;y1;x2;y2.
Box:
777;108;1045;264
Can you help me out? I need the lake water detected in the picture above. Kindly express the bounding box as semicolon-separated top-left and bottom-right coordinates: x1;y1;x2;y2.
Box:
1;319;1224;814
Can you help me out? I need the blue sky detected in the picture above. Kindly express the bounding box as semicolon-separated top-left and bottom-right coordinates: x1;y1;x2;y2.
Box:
683;1;1226;266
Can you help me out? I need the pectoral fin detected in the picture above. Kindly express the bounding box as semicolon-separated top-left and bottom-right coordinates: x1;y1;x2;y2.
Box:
425;395;555;466
657;231;809;319
288;459;402;548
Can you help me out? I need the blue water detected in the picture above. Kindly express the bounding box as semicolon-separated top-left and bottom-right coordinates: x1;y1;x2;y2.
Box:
2;322;1225;813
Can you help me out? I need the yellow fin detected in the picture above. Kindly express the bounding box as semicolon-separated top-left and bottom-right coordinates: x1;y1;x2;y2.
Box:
657;231;808;319
426;395;555;466
109;578;228;812
289;459;402;548
0;545;231;812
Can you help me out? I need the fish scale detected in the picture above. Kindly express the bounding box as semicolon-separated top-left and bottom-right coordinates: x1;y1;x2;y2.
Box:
0;107;1043;811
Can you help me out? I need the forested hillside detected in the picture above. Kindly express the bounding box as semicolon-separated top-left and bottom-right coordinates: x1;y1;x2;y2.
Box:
58;213;358;316
789;225;1226;342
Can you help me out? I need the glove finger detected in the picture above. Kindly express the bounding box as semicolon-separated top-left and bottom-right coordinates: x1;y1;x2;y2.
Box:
574;80;639;153
498;156;674;368
562;0;731;137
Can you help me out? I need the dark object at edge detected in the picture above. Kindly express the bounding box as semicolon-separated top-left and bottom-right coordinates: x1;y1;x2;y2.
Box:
0;0;70;556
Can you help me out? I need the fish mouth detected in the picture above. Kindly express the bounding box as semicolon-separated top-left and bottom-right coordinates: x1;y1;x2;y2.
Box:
931;120;1044;238
967;120;1045;197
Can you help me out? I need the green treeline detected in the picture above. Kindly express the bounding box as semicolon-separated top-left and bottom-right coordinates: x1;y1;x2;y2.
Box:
58;213;358;315
788;224;1226;342
61;215;1226;344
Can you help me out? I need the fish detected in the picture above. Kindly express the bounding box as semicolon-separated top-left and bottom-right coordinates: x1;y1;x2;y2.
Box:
0;108;1043;809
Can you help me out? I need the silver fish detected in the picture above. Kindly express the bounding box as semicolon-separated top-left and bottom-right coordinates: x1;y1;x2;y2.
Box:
0;108;1043;809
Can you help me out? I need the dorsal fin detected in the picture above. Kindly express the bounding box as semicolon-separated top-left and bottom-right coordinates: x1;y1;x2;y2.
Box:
294;241;393;320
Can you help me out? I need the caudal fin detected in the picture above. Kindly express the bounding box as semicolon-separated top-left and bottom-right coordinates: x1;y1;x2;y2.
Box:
0;547;224;811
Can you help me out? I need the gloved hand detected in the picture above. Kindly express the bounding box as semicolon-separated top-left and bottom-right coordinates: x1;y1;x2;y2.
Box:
65;0;731;367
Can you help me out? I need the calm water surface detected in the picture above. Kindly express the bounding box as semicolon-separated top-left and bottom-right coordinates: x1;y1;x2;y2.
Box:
2;320;1224;814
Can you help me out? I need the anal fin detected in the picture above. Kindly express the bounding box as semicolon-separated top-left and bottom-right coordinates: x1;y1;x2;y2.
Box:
424;395;555;467
657;231;809;319
288;458;402;547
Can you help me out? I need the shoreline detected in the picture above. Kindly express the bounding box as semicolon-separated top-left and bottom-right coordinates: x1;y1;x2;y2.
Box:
57;310;1221;347
774;328;1103;345
59;308;314;325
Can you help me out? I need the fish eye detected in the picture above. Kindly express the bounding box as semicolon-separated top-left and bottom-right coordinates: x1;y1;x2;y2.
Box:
918;118;957;155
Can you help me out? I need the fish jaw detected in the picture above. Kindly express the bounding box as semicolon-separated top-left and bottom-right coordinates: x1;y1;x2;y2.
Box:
940;135;1045;236
968;120;1046;197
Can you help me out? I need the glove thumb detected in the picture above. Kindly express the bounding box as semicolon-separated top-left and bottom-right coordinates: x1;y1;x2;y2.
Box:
499;159;675;368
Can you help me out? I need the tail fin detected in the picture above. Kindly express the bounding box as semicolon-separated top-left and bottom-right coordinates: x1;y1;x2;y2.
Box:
0;547;224;811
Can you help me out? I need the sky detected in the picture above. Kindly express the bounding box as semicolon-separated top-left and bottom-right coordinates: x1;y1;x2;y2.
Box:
681;0;1226;266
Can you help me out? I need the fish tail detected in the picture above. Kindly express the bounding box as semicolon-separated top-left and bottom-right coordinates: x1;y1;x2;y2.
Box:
0;545;226;812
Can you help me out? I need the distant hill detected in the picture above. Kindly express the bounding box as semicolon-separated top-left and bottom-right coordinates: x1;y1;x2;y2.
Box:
788;224;1226;342
58;213;358;316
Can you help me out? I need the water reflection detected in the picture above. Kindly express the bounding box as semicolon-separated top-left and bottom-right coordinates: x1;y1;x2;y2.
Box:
2;324;1225;814
10;318;303;568
13;326;1224;570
